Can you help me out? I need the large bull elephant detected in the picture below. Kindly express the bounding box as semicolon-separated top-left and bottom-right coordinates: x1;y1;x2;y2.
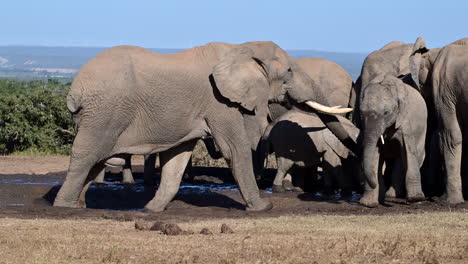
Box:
359;74;427;207
409;38;468;204
53;41;352;212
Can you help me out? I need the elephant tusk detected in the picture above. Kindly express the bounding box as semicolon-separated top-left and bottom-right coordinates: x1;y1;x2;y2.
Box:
380;135;385;145
305;101;353;114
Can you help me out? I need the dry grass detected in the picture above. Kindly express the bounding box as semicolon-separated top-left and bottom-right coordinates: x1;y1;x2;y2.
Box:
0;212;467;264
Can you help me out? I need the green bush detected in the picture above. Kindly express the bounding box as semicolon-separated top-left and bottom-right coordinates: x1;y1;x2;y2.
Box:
0;79;74;155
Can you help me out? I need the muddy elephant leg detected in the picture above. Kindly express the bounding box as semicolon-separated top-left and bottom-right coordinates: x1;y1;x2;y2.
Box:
144;153;157;186
438;119;464;204
144;141;196;212
122;156;135;184
54;131;107;208
94;167;106;183
385;159;405;198
272;157;293;193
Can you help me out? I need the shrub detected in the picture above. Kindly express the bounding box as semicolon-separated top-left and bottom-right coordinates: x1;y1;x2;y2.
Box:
0;80;74;154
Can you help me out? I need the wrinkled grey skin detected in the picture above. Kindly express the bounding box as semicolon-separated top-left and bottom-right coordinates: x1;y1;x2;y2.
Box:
268;57;355;120
359;74;427;207
260;110;360;194
409;38;468;204
53;41;351;212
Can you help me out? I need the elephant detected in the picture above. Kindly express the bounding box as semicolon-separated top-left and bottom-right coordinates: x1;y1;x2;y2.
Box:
53;41;352;212
408;38;468;204
359;74;427;207
260;109;360;195
353;37;428;127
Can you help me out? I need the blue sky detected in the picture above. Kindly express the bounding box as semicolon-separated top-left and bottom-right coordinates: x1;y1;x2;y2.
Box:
2;0;466;53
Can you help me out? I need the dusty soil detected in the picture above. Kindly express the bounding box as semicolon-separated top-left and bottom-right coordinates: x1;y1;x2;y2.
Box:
0;156;467;263
0;156;466;222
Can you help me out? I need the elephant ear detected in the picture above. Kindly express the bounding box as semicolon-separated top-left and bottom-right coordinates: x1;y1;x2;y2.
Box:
395;80;410;129
212;47;269;112
407;37;429;90
323;130;351;159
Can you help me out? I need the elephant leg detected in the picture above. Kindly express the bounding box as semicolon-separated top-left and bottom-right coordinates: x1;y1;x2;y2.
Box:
182;156;193;182
144;141;196;212
143;153;157;186
54;131;108;208
272;157;292;193
94;167;106;183
122;156;135;184
282;173;294;191
438;119;464;204
402;141;425;202
208;119;272;211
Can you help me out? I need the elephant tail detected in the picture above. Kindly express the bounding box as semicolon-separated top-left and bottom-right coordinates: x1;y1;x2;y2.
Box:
66;83;83;114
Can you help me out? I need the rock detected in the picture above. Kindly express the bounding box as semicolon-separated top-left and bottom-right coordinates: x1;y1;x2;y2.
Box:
220;223;234;234
200;228;213;235
150;221;166;231
162;223;185;236
134;221;152;230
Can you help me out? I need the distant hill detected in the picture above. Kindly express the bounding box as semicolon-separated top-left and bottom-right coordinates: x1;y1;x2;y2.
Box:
0;46;366;81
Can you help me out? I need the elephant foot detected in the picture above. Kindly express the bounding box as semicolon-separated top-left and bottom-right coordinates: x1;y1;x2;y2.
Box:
443;192;465;205
272;184;286;193
407;190;425;203
143;202;166;213
385;187;397;198
53;198;85;208
282;180;294;191
245;198;273;212
359;193;379;208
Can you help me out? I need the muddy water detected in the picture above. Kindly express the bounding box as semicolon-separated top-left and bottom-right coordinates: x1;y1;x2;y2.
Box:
0;170;362;211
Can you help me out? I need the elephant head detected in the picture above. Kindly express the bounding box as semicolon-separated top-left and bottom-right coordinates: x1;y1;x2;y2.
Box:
211;41;355;155
212;41;352;115
360;74;411;188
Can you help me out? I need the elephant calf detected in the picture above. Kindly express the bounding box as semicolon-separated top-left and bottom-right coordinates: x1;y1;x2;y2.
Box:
260;110;360;195
359;74;427;207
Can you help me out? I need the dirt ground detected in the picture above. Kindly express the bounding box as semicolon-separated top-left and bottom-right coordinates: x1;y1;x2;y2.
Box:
0;156;467;263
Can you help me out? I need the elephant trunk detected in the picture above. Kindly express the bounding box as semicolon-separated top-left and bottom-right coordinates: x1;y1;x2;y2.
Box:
362;133;379;189
256;120;277;180
361;117;384;189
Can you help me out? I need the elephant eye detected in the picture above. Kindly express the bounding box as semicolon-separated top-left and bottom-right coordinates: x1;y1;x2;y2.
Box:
287;68;292;72
384;111;389;115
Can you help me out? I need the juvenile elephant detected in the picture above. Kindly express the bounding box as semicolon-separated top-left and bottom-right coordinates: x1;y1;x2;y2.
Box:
260;110;360;195
359;74;427;207
409;38;468;204
354;37;428;127
53;41;352;212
